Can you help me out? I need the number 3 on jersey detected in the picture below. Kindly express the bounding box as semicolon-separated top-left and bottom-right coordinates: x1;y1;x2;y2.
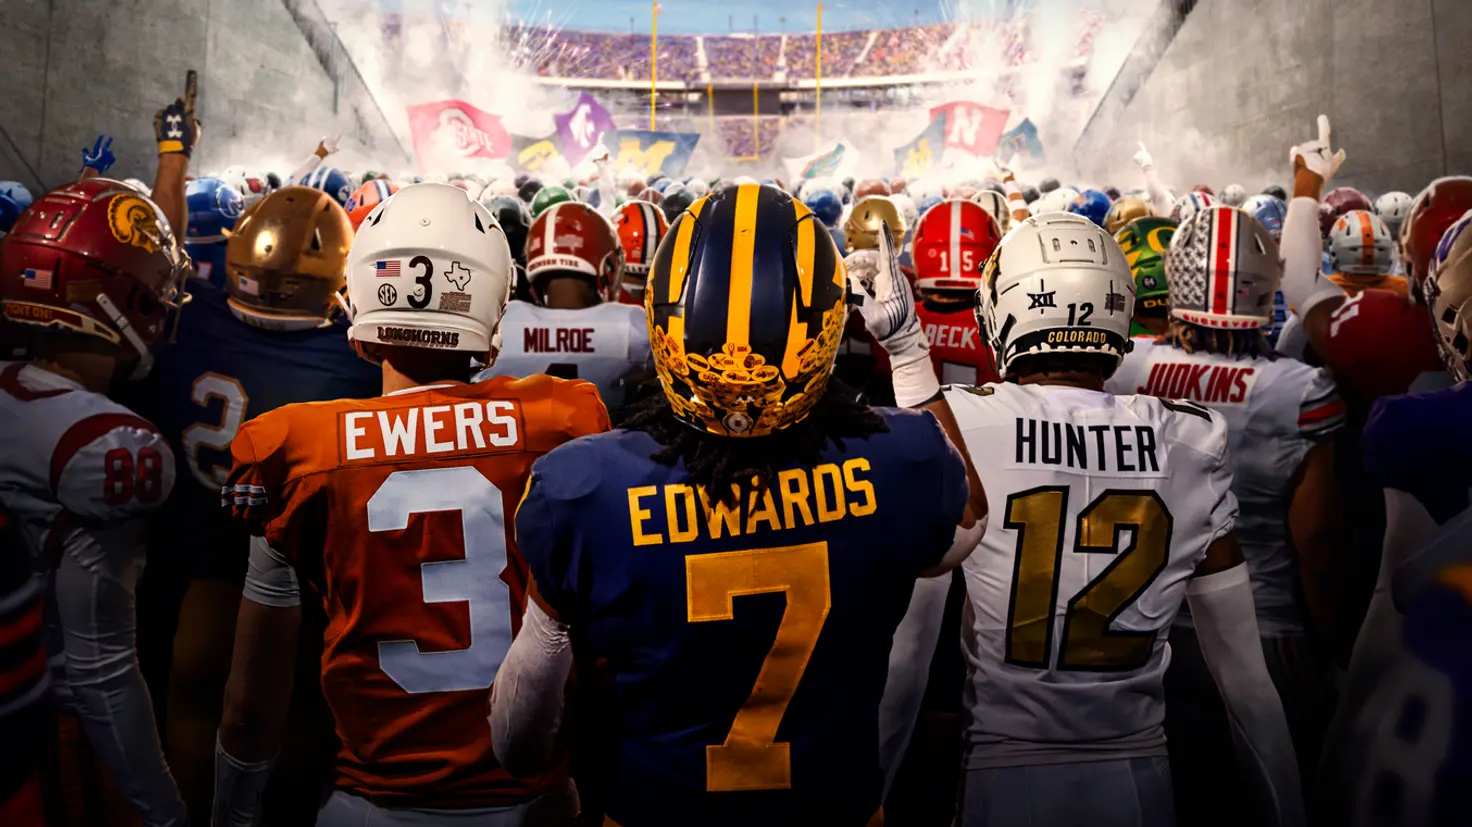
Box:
1004;488;1172;671
369;467;513;694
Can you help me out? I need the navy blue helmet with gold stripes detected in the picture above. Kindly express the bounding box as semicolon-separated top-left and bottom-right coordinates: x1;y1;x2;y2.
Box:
646;184;849;438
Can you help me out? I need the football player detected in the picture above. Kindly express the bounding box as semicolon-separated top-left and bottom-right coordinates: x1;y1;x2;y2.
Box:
474;201;651;412
213;183;605;826
1103;194;1152;235
182;177;245;289
948;213;1303;827
1325;210;1407;297
611;199;668;305
1113;216;1177;337
344;177;399;231
0;179;192;827
138;186;379;817
1108;206;1347;824
488;184;987;827
910;198;1002;385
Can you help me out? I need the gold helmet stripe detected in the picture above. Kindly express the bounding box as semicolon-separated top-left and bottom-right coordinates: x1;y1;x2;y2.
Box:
726;184;762;346
793;197;815;305
665;193;709;303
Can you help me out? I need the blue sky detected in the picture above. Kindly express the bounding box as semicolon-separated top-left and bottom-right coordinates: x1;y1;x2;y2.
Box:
504;0;1014;34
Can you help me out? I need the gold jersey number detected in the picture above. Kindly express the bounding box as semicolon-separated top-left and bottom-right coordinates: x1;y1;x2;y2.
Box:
686;541;831;792
1003;488;1172;671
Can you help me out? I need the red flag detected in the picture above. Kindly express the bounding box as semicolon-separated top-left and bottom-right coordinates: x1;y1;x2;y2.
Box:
406;100;513;173
929;101;1010;158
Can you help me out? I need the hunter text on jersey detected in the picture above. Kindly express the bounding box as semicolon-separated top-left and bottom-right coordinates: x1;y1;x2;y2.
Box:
1013;417;1162;474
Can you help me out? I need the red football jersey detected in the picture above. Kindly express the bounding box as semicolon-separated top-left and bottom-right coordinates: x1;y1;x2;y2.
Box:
224;376;610;807
1324;289;1446;398
917;300;999;385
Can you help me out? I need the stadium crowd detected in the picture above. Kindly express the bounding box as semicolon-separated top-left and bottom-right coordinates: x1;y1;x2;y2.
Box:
0;61;1469;827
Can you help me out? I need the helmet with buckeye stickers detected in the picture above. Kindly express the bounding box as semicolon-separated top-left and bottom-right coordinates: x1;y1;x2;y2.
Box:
1166;206;1279;329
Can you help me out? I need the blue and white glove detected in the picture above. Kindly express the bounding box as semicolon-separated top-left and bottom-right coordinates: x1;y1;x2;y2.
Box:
81;135;115;175
848;222;937;407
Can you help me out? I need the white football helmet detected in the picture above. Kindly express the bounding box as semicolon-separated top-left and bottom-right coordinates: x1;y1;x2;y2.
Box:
217;166;272;206
1170;191;1218;223
1424;211;1472;383
1166;206;1280;330
1221;184;1247;207
1374;190;1414;236
891;193;919;236
973;189;1011;232
345;183;514;356
1328;209;1395;275
976;213;1135;378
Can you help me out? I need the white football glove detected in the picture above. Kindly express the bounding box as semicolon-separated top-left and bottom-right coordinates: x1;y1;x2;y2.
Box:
1132;142;1155;172
847;223;925;363
1290;115;1346;183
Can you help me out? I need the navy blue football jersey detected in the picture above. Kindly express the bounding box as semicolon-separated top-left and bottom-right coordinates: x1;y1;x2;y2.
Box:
1364;383;1472;524
185;240;229;290
516;408;968;826
142;284;380;576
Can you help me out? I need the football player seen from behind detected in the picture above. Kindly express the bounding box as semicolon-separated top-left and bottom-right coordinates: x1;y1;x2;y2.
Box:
946;213;1303;827
910;198;1002;386
612;199;669;305
1325;210;1407;297
0;178;191;827
475;201;652;413
213;183;605;827
1108;205;1347;825
488;184;988;827
1113;216;1177;337
138;185;379;818
183;176;245;289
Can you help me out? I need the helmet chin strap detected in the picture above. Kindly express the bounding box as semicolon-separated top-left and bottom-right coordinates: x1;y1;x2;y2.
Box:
94;292;154;379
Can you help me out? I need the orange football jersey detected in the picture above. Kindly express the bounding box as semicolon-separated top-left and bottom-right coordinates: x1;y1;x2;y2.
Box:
224;375;609;808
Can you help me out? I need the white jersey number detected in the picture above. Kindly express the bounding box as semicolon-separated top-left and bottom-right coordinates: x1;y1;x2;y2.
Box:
1353;652;1456;827
1003;488;1172;671
183;372;248;490
369;467;513;694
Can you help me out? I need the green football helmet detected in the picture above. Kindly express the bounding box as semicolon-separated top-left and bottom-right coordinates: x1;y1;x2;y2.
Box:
1115;216;1178;322
531;185;573;218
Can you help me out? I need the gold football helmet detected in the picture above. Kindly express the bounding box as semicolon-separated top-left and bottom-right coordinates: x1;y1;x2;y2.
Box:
1104;195;1153;235
646;183;848;438
844;195;907;253
224;186;353;331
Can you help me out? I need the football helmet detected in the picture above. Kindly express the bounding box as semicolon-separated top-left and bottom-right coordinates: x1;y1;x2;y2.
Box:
1423;211;1472;382
345;183;513;356
1166;206;1280;329
1402;177;1472;286
0;179;188;376
184;178;246;243
217;166;272;207
974;189;1011;233
224;187;353;332
531;185;573;218
1115;216;1177;321
1170;191;1217;223
646;183;847;438
480;195;531;269
891;193;920;236
802;188;843;227
1067;189;1112;228
918;195;944;222
1374;191;1414;236
519;177;544;204
613;200;669;297
1039;177;1061;194
1328;210;1395;276
0;181;33;237
525;201;622;303
297;165;354;207
661;186;697;223
844;195;907;253
1103;195;1152;235
345;179;399;231
855;178;892;199
1261;184;1288;201
976;213;1134;378
1221;184;1247;207
1242;194;1289;240
1319;186;1374;236
912;199;1002;292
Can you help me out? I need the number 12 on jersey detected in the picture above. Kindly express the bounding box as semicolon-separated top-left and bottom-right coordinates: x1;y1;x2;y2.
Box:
1004;487;1172;672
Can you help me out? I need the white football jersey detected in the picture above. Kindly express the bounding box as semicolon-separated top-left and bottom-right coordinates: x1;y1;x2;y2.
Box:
475;300;651;409
945;382;1236;766
1108;338;1345;633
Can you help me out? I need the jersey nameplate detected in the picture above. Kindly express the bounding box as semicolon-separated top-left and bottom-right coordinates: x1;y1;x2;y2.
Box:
340;400;524;465
1137;360;1259;407
1006;417;1166;478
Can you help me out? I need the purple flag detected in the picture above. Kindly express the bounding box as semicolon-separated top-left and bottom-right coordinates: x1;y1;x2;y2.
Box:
554;91;616;164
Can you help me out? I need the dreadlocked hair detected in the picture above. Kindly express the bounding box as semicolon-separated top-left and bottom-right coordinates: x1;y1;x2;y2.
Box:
624;382;890;507
1162;318;1275;360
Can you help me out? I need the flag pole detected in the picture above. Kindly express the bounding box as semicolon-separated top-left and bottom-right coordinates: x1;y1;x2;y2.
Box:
815;3;823;151
650;3;659;130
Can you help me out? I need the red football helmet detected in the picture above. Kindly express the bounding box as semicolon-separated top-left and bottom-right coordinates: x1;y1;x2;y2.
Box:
1401;176;1472;287
0;178;188;376
525;201;623;303
612;201;669;297
911;198;1002;291
1191;184;1216;197
855;178;892;199
1324;288;1443;398
1318;186;1374;236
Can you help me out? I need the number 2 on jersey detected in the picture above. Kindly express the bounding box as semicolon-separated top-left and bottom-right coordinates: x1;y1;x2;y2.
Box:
686;542;831;792
369;467;513;694
183;372;249;490
1005;488;1171;671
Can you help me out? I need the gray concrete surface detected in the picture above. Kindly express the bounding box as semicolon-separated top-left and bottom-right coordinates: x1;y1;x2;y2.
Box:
1079;0;1470;195
0;0;355;190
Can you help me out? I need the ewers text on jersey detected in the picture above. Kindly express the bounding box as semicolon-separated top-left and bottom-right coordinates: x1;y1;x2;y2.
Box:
221;375;609;808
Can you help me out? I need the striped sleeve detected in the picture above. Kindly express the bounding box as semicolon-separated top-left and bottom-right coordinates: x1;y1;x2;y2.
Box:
1298;369;1348;439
